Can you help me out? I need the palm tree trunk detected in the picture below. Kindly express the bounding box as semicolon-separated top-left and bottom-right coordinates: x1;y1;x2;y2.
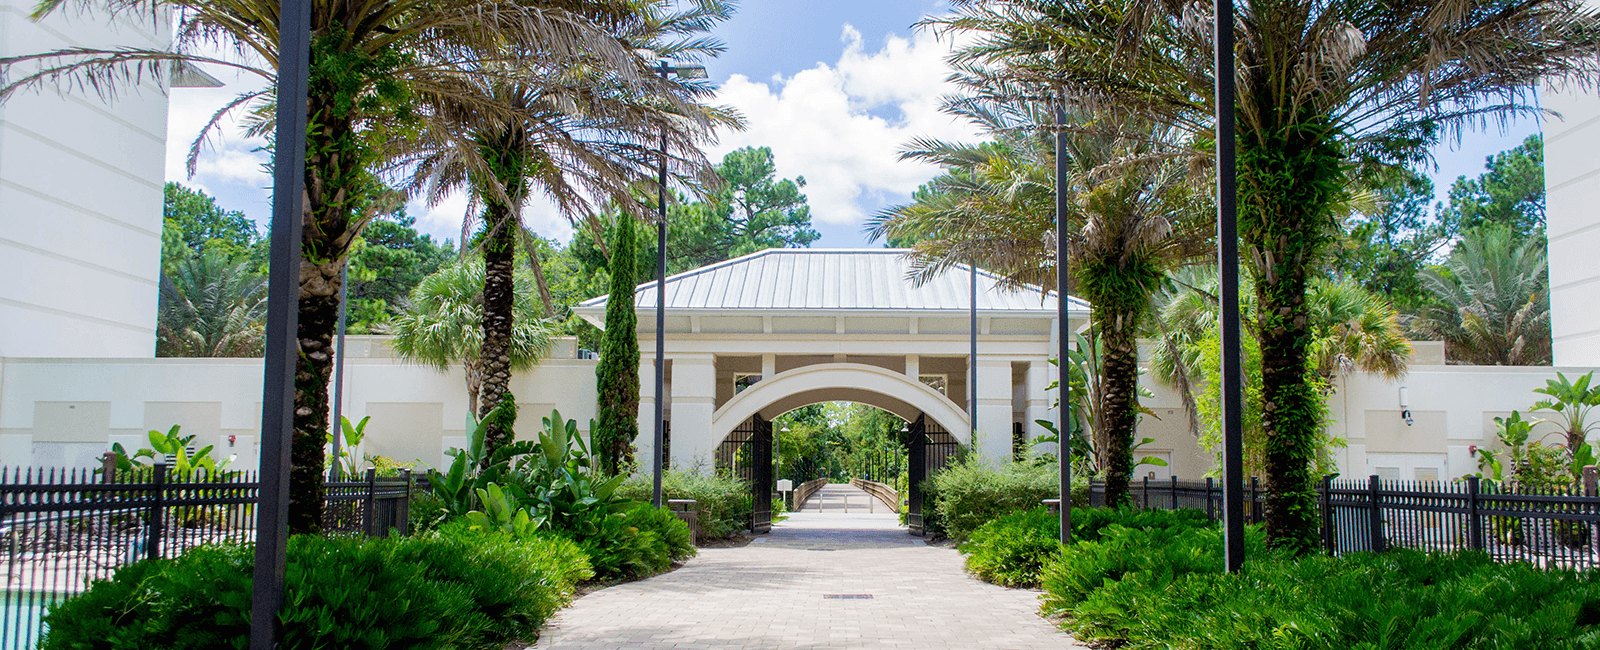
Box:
1095;310;1141;508
1237;112;1345;554
477;202;518;463
285;91;371;535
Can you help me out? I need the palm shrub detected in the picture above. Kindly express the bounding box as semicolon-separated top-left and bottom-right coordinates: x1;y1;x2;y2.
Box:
156;250;268;357
934;0;1600;553
391;260;556;416
39;530;590;650
960;507;1062;588
1413;225;1551;365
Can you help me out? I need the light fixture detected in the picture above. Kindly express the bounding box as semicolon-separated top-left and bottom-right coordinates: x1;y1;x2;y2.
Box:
1399;386;1413;427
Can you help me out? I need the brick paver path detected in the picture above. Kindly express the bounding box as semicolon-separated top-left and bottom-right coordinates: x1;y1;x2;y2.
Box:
538;484;1085;649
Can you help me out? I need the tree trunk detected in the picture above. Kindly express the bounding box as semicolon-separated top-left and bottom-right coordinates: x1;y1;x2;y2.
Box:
1096;310;1141;508
1237;108;1345;554
477;202;518;464
285;87;370;534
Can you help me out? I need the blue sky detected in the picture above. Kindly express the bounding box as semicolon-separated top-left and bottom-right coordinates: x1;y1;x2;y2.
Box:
165;1;1543;249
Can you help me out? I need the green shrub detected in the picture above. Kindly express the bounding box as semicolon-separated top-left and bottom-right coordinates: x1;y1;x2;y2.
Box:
960;505;1218;589
41;531;590;650
617;470;751;540
923;459;1059;540
1039;518;1600;650
960;508;1062;588
576;505;695;582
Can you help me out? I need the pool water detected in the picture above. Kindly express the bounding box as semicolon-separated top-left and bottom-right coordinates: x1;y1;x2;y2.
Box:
0;592;56;649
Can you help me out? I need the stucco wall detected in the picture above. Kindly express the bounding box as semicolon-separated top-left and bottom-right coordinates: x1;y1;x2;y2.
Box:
0;336;599;469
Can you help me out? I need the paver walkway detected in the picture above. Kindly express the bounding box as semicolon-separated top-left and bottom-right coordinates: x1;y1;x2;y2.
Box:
538;484;1085;649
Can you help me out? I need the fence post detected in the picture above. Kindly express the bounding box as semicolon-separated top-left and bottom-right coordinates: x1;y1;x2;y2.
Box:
1249;477;1260;524
1321;474;1334;555
147;463;168;561
1142;476;1150;509
101;452;117;484
362;468;377;537
397;469;412;536
1585;466;1597;560
1368;474;1386;552
1466;475;1483;552
1170;475;1178;510
1206;477;1215;521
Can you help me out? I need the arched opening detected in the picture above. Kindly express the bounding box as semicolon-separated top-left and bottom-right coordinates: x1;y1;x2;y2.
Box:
712;392;968;536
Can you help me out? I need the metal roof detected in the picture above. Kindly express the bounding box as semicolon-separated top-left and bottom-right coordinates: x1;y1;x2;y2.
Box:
576;249;1089;314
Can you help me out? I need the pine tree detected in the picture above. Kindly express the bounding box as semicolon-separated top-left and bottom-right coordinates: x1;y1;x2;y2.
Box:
594;213;641;474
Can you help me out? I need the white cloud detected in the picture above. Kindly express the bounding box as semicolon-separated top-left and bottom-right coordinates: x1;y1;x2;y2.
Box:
709;25;980;227
164;23;977;242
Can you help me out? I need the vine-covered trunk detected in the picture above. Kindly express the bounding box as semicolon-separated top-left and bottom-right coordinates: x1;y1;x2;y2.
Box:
478;202;518;463
1236;108;1345;554
1095;309;1142;508
288;90;366;534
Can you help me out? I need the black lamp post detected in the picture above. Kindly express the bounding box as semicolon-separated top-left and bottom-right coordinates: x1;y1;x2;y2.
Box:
1054;103;1072;547
251;0;310;645
651;60;706;509
1215;0;1246;574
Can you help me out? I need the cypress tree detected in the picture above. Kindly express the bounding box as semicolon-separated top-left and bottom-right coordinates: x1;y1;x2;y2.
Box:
594;214;641;475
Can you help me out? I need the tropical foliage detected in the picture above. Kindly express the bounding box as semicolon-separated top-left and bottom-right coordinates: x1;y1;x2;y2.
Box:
872;100;1210;506
156;250;268;358
1412;226;1551;365
929;0;1600;550
390;260;556;415
1152;271;1411;477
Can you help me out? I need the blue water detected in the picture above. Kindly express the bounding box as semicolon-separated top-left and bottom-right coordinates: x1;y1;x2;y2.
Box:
1;592;56;649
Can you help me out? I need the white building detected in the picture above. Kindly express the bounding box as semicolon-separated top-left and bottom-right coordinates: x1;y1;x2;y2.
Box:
1546;76;1600;367
0;1;214;358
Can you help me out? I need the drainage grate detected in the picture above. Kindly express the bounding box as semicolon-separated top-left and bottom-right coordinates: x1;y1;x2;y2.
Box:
823;594;874;600
804;548;836;552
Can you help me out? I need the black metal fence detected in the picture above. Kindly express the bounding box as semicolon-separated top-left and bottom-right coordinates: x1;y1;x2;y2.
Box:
0;464;412;648
1088;475;1600;571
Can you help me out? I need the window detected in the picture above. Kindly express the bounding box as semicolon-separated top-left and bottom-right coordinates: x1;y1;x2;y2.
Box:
734;374;762;393
919;374;947;396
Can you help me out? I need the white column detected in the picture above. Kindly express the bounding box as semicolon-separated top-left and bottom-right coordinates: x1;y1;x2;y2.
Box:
905;354;920;380
761;353;776;380
1023;358;1053;458
635;355;656;475
668;354;718;473
975;358;1013;465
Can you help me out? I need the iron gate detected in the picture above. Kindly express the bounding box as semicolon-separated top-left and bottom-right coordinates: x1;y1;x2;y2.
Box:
906;414;962;536
715;414;773;533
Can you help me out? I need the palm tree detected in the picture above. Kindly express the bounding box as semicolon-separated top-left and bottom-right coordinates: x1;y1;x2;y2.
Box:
931;0;1600;551
400;2;738;462
157;250;268;357
6;0;689;533
872;103;1210;506
1413;226;1551;365
1151;270;1412;478
390;260;556;415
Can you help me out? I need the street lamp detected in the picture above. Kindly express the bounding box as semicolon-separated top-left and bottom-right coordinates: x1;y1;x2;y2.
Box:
1215;0;1247;574
651;60;706;510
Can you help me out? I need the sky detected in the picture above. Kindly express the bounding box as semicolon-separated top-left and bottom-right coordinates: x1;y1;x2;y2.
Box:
165;1;1544;250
